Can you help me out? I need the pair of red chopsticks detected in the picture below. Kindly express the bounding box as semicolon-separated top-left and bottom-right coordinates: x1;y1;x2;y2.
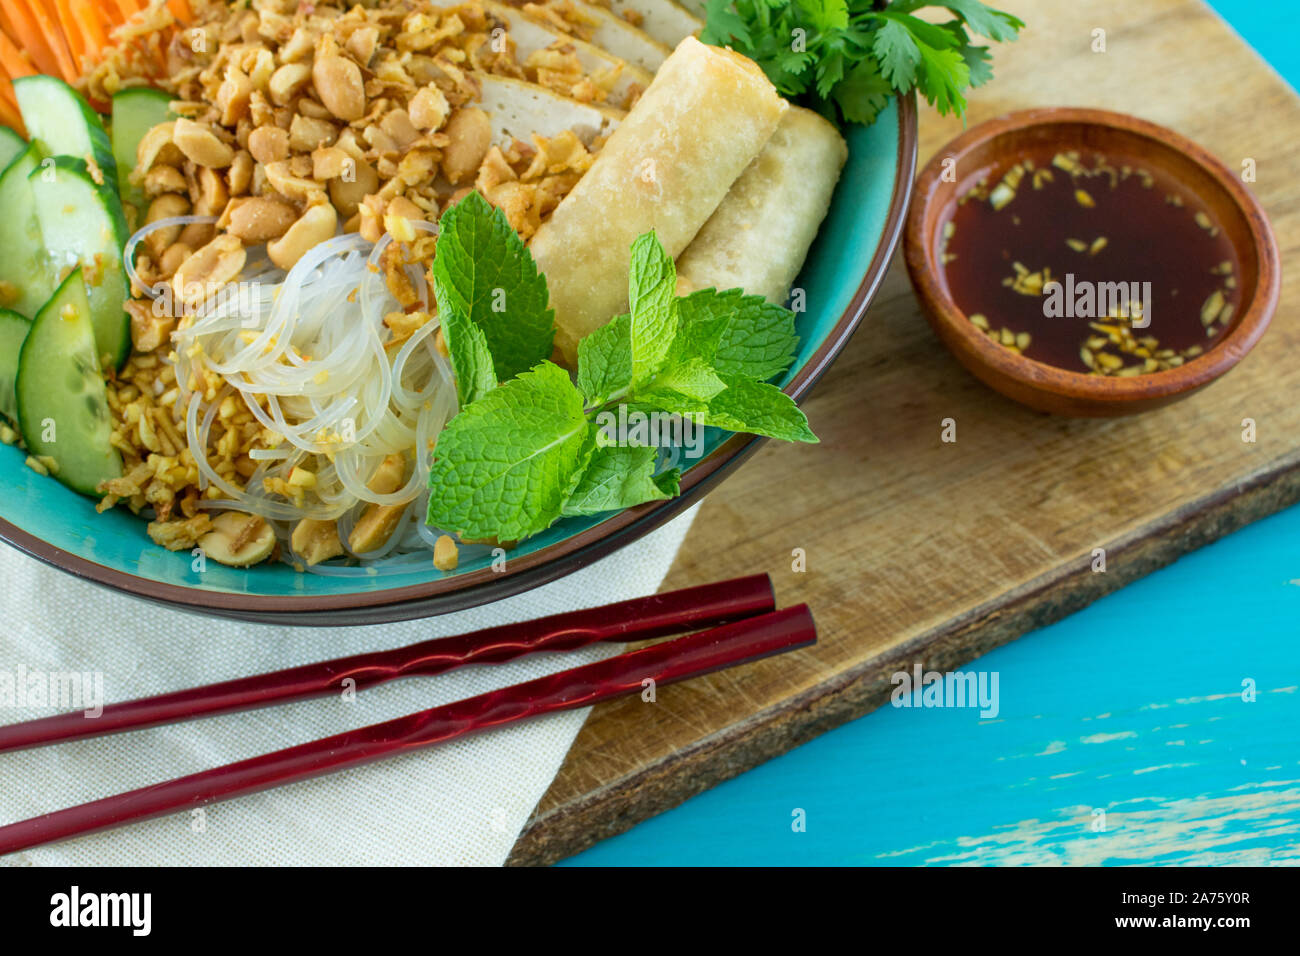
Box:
0;574;813;856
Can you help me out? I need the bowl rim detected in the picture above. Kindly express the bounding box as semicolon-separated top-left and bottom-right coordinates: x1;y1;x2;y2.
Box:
0;95;920;626
903;106;1281;412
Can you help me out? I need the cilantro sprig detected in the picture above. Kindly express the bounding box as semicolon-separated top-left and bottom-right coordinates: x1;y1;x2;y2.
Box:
426;196;817;543
700;0;1025;127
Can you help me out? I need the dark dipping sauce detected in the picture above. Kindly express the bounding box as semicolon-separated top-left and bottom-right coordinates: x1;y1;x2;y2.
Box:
938;147;1242;377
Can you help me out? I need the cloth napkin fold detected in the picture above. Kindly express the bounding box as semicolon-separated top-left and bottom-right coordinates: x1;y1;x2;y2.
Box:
0;505;698;866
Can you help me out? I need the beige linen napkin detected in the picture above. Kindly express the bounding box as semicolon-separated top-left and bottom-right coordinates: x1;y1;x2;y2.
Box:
0;505;698;866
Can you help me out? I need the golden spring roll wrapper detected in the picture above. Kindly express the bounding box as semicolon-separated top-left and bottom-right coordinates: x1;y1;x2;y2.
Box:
529;36;788;363
676;106;849;307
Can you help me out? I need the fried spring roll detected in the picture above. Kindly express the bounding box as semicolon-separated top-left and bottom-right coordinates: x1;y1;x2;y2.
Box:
676;107;848;307
529;36;787;363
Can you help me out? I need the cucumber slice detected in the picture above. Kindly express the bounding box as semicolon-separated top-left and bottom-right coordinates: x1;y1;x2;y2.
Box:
0;308;31;424
29;157;131;368
14;75;118;192
16;270;122;496
0;143;56;319
111;88;174;219
0;127;25;175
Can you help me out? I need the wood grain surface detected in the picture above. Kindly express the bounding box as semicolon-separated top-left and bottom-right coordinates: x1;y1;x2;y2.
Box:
508;0;1300;865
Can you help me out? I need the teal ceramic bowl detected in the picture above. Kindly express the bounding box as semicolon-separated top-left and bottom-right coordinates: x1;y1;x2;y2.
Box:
0;97;917;624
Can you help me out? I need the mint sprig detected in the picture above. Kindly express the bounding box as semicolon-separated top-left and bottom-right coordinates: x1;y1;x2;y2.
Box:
563;445;681;518
426;362;592;542
427;210;818;542
701;0;1024;127
430;191;554;403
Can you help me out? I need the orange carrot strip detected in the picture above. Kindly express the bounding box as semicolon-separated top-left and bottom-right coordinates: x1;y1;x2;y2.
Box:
50;0;85;65
113;0;140;24
0;78;25;136
65;0;104;60
22;0;77;82
0;27;34;79
166;0;190;23
0;0;60;76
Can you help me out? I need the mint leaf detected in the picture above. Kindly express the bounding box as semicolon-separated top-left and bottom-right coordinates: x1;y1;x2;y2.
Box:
652;358;727;403
562;444;679;517
576;313;632;407
431;191;554;385
427;362;591;541
705;377;819;444
625;392;710;421
673;288;799;382
438;308;497;405
627;232;678;385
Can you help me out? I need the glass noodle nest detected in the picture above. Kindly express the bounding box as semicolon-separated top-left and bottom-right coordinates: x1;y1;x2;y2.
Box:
124;214;480;576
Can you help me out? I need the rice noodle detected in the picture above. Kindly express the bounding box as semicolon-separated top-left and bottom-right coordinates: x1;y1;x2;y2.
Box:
159;217;461;572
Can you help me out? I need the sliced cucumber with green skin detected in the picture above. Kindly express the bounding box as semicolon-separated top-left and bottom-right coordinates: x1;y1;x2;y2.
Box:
0;143;56;320
14;75;118;193
16;270;122;496
111;88;174;216
0;127;25;176
29;157;131;368
0;308;31;424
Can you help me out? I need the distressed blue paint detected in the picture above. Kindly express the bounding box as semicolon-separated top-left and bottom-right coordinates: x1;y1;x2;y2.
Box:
561;0;1300;867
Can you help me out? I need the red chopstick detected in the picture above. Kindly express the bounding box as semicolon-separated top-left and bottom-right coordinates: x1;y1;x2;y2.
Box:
0;574;775;753
0;605;815;855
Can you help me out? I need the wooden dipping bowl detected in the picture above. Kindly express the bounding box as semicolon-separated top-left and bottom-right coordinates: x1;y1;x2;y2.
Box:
904;107;1280;416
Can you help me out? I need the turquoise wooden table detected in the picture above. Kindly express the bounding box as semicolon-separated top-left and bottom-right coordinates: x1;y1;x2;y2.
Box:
561;0;1300;867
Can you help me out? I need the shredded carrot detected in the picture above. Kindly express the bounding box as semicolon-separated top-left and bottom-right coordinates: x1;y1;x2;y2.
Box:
0;27;34;79
113;0;141;25
99;0;123;27
20;0;75;81
68;0;106;53
0;77;24;135
49;0;85;65
0;0;60;77
166;0;190;23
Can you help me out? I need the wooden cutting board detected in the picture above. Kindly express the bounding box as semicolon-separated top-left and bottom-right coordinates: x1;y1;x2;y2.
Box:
508;0;1300;865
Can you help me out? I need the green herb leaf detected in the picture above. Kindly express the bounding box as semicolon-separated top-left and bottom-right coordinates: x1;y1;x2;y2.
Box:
428;227;819;544
699;0;1022;128
626;232;679;385
931;0;1025;42
652;358;728;404
960;43;994;87
673;288;799;382
872;18;920;90
798;0;849;33
576;312;632;407
832;59;894;126
431;192;555;386
700;0;752;47
705;377;819;444
438;308;497;405
427;362;591;541
562;444;680;517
